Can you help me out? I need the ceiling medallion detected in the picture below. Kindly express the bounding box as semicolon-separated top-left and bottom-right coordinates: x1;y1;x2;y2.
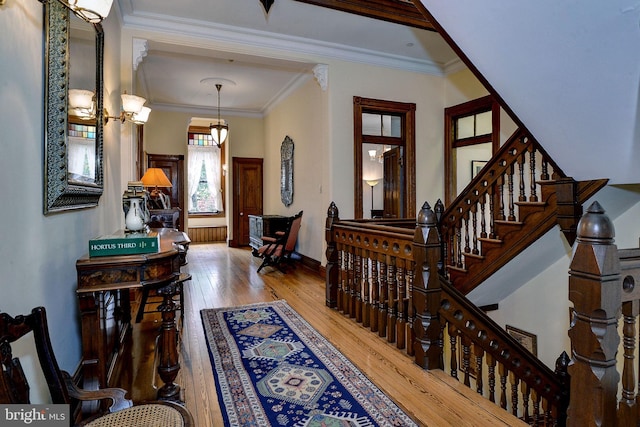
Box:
260;0;274;14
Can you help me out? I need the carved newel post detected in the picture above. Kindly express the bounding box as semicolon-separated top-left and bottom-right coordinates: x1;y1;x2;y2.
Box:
567;201;620;426
412;202;443;369
325;202;340;308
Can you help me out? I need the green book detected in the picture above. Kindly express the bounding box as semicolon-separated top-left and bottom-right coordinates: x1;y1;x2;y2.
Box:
89;230;160;257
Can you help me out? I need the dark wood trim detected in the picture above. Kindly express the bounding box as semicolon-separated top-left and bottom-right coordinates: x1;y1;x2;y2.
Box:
296;252;322;274
354;96;416;219
444;95;499;206
411;1;530;138
231;157;263;248
293;0;435;31
146;153;185;231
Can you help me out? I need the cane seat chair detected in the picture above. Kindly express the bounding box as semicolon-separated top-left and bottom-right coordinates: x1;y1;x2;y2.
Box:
0;306;193;426
256;210;303;273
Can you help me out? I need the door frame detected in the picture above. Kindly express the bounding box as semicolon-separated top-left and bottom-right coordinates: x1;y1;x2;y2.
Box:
147;153;185;231
230;157;263;247
354;96;416;219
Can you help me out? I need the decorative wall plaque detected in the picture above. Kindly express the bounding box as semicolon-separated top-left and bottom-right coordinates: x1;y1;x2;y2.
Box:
280;136;294;207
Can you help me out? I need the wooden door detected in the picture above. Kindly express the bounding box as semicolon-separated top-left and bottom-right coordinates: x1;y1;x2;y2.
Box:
147;153;185;231
232;157;263;247
383;147;404;218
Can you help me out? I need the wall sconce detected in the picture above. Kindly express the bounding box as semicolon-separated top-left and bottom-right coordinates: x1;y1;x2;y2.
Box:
105;93;151;125
368;149;377;161
68;89;96;120
57;0;113;23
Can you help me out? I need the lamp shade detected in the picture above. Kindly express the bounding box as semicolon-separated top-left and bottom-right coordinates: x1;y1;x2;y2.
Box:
141;168;172;188
121;93;146;114
68;89;95;119
69;89;94;110
131;106;151;124
68;0;113;23
365;179;380;187
210;122;228;147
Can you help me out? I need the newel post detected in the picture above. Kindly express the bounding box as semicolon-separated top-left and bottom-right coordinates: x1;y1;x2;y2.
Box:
325;202;340;308
567;201;621;427
412;201;444;369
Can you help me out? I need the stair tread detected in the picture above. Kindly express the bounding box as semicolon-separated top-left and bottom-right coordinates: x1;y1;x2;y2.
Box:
478;237;502;244
447;265;467;273
463;252;484;260
514;201;546;207
494;219;524;226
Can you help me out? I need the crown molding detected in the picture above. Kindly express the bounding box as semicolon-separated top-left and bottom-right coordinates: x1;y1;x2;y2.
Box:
119;11;447;76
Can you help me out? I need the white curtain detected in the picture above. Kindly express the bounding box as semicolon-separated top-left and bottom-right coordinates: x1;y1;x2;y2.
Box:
68;136;95;179
187;145;222;212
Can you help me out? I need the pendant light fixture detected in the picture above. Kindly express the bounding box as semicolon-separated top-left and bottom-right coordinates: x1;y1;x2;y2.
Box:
210;84;228;148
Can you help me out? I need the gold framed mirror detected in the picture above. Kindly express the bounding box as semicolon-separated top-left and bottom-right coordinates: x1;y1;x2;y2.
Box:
43;0;104;214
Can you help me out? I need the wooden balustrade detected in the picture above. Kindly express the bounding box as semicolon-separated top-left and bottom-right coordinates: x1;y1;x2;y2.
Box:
567;201;640;427
440;130;566;293
326;201;570;425
413;201;569;425
325;202;416;354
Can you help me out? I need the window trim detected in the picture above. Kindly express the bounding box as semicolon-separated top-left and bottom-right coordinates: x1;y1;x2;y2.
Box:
187;125;225;218
354;96;416;219
444;95;500;206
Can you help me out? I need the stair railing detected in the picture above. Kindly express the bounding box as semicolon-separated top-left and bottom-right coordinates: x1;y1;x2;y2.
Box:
325;204;416;354
567;201;640;426
440;129;566;292
325;201;570;425
414;201;570;425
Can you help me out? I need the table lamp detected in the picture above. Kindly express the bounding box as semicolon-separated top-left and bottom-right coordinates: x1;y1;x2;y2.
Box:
141;168;173;209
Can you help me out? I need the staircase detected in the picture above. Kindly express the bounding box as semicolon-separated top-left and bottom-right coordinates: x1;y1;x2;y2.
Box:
438;129;607;294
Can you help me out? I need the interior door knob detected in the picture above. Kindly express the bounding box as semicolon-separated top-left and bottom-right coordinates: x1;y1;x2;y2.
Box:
240;212;244;216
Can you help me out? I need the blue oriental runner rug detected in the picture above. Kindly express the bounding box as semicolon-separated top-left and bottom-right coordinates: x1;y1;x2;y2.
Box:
201;300;418;427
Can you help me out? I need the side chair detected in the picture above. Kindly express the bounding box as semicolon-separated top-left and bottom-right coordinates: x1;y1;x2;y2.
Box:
0;306;193;427
256;210;303;273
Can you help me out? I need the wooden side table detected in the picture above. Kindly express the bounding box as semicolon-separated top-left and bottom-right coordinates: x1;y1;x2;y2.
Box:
76;229;190;401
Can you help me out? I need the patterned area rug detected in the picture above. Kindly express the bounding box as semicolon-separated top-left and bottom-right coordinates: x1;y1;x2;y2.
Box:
201;300;418;426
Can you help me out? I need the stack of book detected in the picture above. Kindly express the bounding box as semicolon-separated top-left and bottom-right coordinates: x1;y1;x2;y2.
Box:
89;230;160;257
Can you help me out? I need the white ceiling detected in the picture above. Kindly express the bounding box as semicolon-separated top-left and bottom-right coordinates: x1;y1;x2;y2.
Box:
115;0;460;117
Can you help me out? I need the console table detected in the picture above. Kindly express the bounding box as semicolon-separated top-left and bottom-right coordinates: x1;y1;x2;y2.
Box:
248;214;289;255
76;228;190;401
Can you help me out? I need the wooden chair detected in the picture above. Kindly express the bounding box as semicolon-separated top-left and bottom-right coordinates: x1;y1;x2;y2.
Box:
256;210;303;273
136;272;192;324
0;306;193;426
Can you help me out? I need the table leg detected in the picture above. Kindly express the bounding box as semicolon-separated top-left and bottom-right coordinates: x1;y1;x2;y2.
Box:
156;281;181;401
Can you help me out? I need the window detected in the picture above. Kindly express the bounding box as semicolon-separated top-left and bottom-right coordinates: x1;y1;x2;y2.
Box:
444;95;500;205
187;126;224;215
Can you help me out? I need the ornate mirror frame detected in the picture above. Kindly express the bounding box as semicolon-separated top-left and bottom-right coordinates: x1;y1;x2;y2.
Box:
43;0;104;214
280;136;294;207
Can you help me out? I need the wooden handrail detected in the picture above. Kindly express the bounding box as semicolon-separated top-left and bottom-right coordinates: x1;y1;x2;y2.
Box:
326;201;570;424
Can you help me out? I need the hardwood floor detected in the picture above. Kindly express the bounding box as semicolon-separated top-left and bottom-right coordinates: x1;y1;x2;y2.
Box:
121;243;526;426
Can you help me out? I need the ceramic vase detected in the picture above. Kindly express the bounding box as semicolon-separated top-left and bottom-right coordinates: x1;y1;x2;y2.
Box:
125;197;146;232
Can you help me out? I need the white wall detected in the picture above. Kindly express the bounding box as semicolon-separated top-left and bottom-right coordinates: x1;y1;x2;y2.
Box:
485;186;640;369
0;1;122;401
326;60;447;220
264;76;327;261
420;0;640;185
143;110;265;233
